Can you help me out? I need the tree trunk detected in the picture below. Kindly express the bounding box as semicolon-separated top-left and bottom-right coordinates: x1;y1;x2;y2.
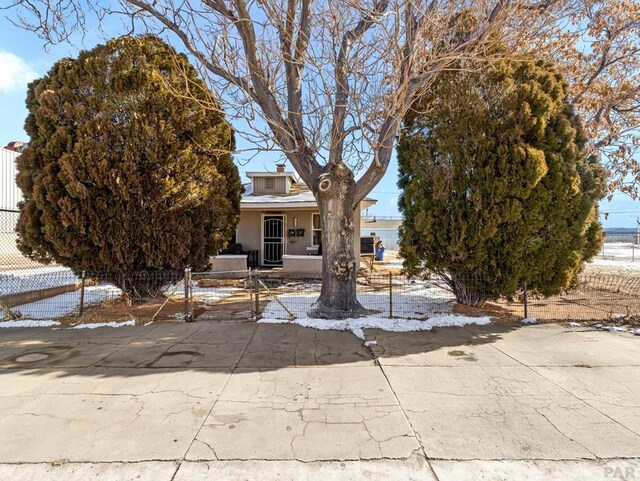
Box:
448;273;488;308
308;164;371;319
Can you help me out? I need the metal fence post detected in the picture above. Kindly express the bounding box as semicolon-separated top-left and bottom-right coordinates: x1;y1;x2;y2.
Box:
523;281;529;319
78;270;86;317
253;269;260;319
188;268;194;322
184;267;193;322
388;272;393;318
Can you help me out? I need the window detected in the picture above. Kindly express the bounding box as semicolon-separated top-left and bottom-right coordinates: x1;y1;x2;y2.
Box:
312;213;322;246
265;177;275;191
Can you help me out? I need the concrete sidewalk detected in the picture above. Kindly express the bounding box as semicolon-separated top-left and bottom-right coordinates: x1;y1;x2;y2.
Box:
0;321;639;480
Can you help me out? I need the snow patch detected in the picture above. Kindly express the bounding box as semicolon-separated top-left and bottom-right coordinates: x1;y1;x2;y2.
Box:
259;314;491;337
0;267;78;296
167;284;241;305
277;282;322;291
71;320;135;329
11;285;122;320
0;319;61;328
606;326;627;332
522;318;538;325
380;260;404;269
262;281;455;322
588;256;640;271
258;281;490;337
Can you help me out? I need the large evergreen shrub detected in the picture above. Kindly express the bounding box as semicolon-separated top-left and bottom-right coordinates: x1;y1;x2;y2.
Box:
16;36;242;295
398;59;605;306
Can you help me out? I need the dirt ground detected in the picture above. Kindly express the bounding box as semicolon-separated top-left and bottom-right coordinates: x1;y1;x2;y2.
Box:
59;297;204;325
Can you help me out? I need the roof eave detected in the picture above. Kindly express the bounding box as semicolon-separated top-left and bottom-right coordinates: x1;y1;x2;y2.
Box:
361;198;377;209
240;201;319;210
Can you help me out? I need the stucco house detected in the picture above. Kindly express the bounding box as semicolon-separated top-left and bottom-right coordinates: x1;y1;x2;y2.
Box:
211;164;376;272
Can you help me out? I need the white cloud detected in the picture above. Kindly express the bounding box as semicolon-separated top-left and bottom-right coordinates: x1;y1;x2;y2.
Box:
0;50;38;93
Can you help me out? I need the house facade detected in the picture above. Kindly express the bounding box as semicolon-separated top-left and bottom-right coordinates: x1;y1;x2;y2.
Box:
221;165;376;270
360;217;402;251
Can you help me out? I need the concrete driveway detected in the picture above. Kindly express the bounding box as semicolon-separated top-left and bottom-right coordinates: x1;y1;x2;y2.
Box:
0;321;638;480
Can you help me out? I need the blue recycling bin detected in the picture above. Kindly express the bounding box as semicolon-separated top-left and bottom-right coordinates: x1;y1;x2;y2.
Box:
375;247;385;261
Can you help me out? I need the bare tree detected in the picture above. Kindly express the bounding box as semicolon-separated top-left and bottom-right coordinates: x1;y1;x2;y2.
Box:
6;0;640;317
538;0;640;197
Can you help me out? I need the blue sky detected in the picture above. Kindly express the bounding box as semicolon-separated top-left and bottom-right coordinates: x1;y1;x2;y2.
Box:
1;15;638;228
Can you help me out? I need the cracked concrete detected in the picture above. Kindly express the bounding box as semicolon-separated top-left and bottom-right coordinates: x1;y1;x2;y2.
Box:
188;367;420;461
0;322;639;479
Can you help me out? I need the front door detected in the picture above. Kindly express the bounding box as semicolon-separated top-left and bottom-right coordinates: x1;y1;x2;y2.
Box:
262;215;285;266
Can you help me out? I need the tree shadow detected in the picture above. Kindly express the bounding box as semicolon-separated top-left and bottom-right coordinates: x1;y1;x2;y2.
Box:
0;320;523;378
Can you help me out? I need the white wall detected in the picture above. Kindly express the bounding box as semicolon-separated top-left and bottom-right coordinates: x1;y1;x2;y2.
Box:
360;228;400;250
0;148;22;210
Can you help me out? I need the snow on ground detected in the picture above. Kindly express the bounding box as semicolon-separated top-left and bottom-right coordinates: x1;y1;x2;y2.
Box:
594;242;640;265
260;315;491;339
263;280;456;321
259;281;490;338
0;266;78;296
0;319;135;329
277;282;323;291
378;259;404;269
599;241;638;254
0;319;61;328
588;258;640;271
167;283;242;305
71;320;135;329
10;285;122;320
6;281;238;323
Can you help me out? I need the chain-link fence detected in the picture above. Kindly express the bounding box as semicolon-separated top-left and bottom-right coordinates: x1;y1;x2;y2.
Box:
521;272;640;322
0;269;467;325
2;270;178;324
599;232;640;262
1;209;63;271
260;271;640;325
1;266;639;326
0;268;256;324
258;273;458;320
187;269;255;321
